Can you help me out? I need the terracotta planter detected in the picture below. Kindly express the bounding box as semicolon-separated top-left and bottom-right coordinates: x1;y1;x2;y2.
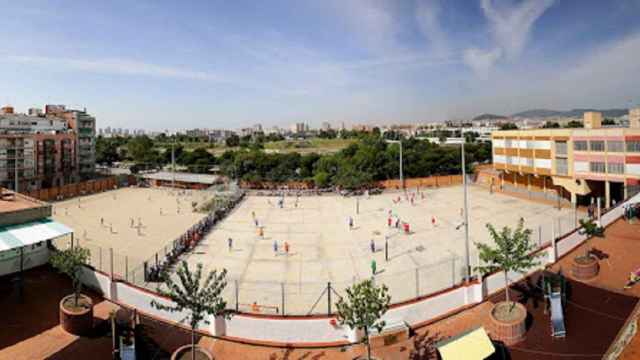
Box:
59;294;94;336
488;301;527;346
171;345;213;360
572;255;599;280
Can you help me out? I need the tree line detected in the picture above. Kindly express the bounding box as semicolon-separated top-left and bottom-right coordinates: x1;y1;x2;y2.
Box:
97;134;491;188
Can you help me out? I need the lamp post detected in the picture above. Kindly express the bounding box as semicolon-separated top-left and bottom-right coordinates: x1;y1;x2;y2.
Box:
461;138;471;282
385;139;403;190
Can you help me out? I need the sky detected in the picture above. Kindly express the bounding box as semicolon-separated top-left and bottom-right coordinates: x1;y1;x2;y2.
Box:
1;0;640;131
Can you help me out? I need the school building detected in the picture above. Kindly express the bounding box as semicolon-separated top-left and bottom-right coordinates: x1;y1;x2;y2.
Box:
491;109;640;208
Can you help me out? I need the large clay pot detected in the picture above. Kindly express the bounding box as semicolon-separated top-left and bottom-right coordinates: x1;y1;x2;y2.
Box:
171;345;213;360
572;255;599;280
59;294;94;336
488;301;527;346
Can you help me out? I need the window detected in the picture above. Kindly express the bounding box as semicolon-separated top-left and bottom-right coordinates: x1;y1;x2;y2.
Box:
607;140;624;152
590;141;605;151
590;162;606;173
556;158;568;175
628;141;640;152
574;140;588;151
555;141;567;156
504;139;513;148
608;163;624;174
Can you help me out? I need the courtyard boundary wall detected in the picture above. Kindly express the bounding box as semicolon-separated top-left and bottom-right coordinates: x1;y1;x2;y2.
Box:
74;191;640;345
21;176;137;202
239;175;463;191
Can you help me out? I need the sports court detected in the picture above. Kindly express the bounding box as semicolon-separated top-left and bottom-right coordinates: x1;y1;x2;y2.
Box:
182;185;582;315
52;187;212;277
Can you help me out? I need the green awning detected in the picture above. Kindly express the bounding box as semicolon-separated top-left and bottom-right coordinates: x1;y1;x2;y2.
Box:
0;218;72;252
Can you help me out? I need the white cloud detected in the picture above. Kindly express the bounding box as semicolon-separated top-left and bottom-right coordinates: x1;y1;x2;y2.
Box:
415;0;449;57
480;0;555;59
5;55;224;81
463;47;502;79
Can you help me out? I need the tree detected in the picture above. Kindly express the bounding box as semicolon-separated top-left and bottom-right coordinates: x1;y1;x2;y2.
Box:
602;118;616;125
50;247;91;307
542;121;560;129
336;279;391;360
95;137;122;165
565;120;583;128
475;219;542;312
152;261;230;360
225;134;240;147
499;123;518;130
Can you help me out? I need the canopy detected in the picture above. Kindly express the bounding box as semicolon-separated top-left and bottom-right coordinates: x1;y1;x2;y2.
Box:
437;327;495;360
0;219;72;252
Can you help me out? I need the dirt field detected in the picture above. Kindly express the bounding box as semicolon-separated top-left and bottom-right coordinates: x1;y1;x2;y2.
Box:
181;185;581;315
52;187;212;277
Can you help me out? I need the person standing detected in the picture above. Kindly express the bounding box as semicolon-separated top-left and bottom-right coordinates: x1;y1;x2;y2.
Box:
228;237;233;251
348;216;354;230
370;239;375;253
371;259;377;276
284;241;290;255
273;240;278;254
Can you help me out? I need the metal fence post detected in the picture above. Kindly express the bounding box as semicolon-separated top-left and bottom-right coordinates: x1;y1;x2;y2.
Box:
110;248;114;279
538;225;542;247
235;280;239;312
327;282;332;315
415;268;420;297
451;256;456;286
281;283;285;316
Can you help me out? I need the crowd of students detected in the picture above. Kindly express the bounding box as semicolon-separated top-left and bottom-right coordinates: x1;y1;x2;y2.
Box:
144;191;245;282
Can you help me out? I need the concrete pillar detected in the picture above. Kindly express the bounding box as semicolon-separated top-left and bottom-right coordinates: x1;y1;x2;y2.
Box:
571;192;577;206
624;181;628;200
605;181;611;208
527;174;531;191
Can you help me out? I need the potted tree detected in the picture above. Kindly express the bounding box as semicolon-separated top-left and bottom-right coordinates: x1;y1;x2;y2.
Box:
50;247;93;336
475;219;542;345
152;261;231;360
572;218;603;280
336;279;391;360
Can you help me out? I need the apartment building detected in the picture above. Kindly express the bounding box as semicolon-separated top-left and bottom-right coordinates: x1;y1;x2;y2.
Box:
0;122;78;192
63;109;96;179
491;110;640;208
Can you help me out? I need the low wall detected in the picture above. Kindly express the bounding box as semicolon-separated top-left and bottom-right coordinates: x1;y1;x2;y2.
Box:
22;176;136;202
378;175;462;190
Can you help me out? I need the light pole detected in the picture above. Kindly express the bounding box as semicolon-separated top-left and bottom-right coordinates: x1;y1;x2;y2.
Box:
461;139;471;282
386;139;403;190
457;125;474;283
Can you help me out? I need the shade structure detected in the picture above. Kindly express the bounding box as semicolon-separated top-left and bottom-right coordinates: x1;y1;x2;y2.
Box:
437;327;495;360
0;219;72;252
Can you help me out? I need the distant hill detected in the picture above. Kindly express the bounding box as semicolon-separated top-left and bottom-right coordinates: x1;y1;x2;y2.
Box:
512;108;628;119
472;113;509;121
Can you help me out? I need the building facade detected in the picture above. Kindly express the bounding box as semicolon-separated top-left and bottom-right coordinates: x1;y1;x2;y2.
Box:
63;109;96;179
491;111;640;208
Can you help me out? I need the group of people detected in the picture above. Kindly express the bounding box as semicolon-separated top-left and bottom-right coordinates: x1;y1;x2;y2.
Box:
145;192;246;283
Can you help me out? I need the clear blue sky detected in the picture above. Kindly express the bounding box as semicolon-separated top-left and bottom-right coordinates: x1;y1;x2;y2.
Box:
1;0;640;130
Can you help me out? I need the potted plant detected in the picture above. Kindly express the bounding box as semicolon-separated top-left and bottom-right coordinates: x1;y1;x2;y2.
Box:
476;219;542;345
152;261;231;360
336;279;391;360
50;247;93;336
572;218;603;280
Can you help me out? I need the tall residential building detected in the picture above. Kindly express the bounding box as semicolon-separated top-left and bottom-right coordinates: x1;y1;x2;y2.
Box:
491;110;640;208
0;110;78;191
63;109;96;179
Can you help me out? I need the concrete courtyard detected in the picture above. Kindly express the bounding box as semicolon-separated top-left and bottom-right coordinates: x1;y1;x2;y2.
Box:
52;187;211;278
182;185;582;315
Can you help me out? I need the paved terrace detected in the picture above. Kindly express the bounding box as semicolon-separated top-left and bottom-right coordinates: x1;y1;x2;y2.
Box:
182;185;579;314
2;215;640;359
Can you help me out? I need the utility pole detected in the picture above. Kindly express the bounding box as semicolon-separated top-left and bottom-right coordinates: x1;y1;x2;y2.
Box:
171;138;176;189
462;136;470;282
